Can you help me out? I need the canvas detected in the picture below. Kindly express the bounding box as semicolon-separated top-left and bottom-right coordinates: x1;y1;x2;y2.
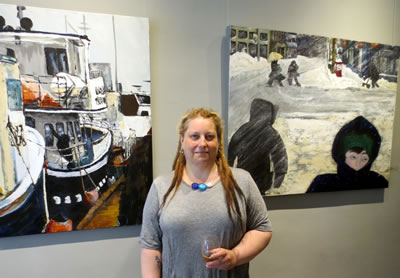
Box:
0;4;152;237
228;26;399;196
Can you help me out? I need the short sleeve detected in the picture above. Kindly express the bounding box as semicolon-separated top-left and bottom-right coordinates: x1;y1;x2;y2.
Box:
243;171;272;232
139;182;163;250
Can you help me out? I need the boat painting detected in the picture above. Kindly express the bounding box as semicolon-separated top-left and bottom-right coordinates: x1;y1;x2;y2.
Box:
0;4;152;237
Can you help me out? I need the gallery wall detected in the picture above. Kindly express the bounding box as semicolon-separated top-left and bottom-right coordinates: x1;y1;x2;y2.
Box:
0;0;399;277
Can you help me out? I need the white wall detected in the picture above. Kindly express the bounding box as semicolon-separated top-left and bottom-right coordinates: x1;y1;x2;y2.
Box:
1;0;400;277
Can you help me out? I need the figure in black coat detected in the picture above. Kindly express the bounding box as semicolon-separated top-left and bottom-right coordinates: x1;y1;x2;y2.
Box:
307;116;388;193
228;98;288;194
368;61;380;88
287;60;301;87
50;125;73;164
267;60;285;87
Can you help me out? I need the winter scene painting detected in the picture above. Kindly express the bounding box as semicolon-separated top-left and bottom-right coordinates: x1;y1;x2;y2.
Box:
0;4;152;237
228;25;399;196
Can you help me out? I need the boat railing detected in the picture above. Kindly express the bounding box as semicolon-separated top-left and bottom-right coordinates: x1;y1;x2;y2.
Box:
22;74;79;107
45;132;109;169
111;129;136;159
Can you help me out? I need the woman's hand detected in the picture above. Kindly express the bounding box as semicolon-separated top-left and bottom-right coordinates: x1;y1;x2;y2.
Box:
205;248;238;270
206;230;272;271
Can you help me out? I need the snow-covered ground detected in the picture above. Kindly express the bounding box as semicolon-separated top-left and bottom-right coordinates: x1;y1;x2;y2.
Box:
228;52;398;195
230;52;397;90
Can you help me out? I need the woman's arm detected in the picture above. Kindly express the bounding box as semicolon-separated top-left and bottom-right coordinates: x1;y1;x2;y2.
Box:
141;248;162;278
206;230;272;270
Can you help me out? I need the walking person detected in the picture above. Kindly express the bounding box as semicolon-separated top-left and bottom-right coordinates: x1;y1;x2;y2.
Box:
267;60;285;87
287;60;301;87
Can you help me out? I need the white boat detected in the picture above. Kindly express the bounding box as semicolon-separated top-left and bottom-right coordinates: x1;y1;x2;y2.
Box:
0;55;46;236
0;24;114;229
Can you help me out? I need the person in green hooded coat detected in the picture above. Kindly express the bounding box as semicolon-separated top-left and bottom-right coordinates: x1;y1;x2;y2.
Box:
307;116;388;193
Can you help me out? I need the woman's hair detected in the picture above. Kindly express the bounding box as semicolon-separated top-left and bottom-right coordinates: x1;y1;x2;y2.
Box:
159;108;244;222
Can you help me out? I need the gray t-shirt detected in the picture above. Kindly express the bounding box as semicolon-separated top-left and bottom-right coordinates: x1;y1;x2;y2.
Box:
140;167;272;278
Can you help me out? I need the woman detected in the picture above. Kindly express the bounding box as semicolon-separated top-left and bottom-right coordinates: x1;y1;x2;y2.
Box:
140;108;272;277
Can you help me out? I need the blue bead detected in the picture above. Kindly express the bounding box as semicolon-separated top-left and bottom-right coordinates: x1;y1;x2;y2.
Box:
198;183;207;191
192;183;199;190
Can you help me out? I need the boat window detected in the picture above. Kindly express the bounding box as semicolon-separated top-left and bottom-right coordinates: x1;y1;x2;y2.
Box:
74;121;82;142
73;45;81;75
44;124;54;147
25;116;35;128
67;121;75;144
56;122;65;136
6;79;22;111
6;48;15;58
136;94;151;105
45;48;69;75
58;51;68;73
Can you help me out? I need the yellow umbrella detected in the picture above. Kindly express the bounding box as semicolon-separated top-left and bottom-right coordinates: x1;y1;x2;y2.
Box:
268;52;283;62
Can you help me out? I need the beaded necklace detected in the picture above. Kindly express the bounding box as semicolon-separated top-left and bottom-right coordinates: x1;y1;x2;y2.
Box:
185;167;219;192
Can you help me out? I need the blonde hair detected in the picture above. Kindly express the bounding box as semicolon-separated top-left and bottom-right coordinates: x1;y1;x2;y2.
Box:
159;108;244;221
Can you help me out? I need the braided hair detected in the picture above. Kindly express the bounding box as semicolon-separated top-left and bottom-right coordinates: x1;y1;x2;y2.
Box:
159;108;244;222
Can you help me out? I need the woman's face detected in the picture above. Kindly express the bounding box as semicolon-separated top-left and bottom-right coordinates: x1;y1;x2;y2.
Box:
181;117;219;167
345;150;369;171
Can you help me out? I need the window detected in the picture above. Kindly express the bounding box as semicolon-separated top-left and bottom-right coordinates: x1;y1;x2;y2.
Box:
136;94;151;105
238;42;247;52
231;41;237;54
67;121;75;144
74;121;82;142
56;122;65;136
238;30;247;39
44;124;54;147
260;45;268;58
260;33;268;41
45;48;69;75
6;48;15;58
6;79;22;111
25;117;35;128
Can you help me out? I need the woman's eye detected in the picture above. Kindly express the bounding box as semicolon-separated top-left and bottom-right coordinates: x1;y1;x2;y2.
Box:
205;135;215;141
351;155;357;160
190;134;199;140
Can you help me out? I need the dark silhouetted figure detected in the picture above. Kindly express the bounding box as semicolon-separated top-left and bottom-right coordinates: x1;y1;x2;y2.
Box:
287;60;301;86
307;116;388;193
228;98;288;194
50;125;74;167
368;61;380;88
267;60;285;87
118;132;153;225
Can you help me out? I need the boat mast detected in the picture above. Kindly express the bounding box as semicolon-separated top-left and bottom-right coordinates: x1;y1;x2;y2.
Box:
112;16;119;92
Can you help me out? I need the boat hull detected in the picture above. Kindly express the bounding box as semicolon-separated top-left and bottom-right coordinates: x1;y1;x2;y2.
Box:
45;163;110;229
0;173;46;237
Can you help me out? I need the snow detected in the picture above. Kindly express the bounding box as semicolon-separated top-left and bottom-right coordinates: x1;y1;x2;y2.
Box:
229;52;397;90
228;51;397;195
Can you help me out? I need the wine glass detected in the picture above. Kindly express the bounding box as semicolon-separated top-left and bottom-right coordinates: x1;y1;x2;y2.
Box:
201;235;220;262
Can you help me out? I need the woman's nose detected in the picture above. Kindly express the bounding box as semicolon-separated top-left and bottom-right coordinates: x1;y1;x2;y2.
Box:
199;136;207;145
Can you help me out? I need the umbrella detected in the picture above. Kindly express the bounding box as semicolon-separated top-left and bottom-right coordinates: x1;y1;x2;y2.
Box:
268;52;283;62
